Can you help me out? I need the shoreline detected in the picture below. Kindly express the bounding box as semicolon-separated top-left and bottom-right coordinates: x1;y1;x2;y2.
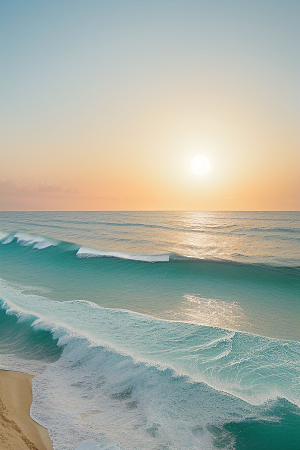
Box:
0;369;53;450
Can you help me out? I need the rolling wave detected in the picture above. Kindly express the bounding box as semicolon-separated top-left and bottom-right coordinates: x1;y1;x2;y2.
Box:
1;231;58;249
0;306;62;363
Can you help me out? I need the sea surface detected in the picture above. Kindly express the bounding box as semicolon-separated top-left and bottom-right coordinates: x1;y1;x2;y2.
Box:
0;211;299;450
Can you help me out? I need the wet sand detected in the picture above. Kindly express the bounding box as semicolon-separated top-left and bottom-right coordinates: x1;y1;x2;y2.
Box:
0;370;53;450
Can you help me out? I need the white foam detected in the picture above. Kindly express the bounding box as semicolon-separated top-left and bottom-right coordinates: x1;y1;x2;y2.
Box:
76;246;169;262
0;231;10;241
2;234;15;244
1;232;58;249
0;353;48;375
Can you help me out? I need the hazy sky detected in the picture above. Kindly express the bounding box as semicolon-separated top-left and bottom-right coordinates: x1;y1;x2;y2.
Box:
1;0;299;211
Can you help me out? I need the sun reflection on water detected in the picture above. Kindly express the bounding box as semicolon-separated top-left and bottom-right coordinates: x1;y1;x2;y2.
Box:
172;294;252;331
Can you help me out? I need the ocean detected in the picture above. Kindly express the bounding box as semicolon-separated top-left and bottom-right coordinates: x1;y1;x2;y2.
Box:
0;211;299;450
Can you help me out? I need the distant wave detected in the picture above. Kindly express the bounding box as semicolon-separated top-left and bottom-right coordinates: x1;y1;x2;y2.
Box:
0;231;58;249
1;230;300;272
245;227;300;234
76;246;170;262
12;220;236;234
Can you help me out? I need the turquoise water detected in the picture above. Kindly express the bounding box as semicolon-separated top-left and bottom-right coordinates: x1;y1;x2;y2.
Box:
0;211;299;449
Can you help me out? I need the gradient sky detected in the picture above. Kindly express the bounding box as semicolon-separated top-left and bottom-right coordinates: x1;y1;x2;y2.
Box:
1;0;299;211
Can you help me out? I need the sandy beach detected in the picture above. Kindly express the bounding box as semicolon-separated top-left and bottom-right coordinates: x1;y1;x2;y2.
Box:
0;370;53;450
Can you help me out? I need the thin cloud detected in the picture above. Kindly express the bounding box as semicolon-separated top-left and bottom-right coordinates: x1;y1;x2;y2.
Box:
0;179;79;196
38;182;79;194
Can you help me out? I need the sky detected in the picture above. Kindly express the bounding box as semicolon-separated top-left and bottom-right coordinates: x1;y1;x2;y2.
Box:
1;0;299;211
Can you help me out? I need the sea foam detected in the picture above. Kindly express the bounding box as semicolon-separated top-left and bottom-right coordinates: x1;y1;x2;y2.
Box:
1;231;58;249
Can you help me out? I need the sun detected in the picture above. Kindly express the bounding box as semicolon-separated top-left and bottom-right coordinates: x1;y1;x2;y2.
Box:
190;155;210;176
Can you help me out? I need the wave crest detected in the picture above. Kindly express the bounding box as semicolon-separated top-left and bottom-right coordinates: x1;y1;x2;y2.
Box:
76;246;169;262
1;231;58;249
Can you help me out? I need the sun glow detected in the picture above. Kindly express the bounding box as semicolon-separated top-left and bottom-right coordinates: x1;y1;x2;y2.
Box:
190;155;210;176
